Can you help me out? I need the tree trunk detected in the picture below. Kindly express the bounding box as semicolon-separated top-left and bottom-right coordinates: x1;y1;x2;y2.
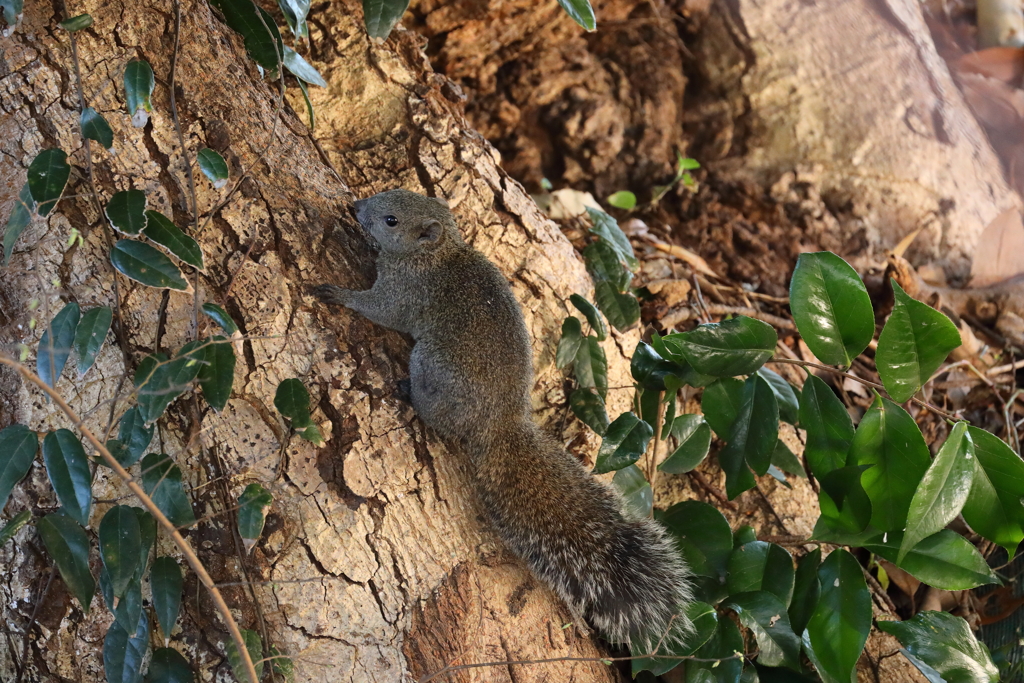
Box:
0;1;633;681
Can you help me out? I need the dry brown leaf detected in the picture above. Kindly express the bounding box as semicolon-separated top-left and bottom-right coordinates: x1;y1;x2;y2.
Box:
970;208;1024;286
649;239;720;278
878;559;920;604
647;278;693;308
957;46;1024;83
891;228;923;258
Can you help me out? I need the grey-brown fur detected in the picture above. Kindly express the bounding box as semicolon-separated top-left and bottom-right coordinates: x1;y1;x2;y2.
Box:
313;189;692;647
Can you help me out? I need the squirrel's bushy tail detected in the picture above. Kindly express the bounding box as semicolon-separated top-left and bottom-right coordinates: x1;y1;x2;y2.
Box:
472;422;693;648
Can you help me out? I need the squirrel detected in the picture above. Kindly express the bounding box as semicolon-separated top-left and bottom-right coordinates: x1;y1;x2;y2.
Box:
313;189;692;648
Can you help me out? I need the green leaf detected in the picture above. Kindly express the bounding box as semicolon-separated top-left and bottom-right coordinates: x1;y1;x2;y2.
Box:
688;616;744;683
606;190;635;210
111;239;188;290
790;252;874;367
27;148;70;216
37;512;94;612
362;0;411;40
0;424;37;510
201;302;239;334
38;301;80;389
124;59;155;121
899;422;975;564
238;483;273;551
209;0;283;70
142;210;204;269
720;439;757;500
1;0;23;26
226;628;264;682
679;156;701;171
593;281;640;331
0;509;31;546
789;548;821;635
274;378;313;428
659;414;711;473
701;377;744;439
3;183;35;266
586;207;638;270
42;429;92;526
134;346;204;423
726;591;802;669
297;77;315;129
146;648;194;683
196;148;229;187
963;427;1024;556
73;306;112;377
631;601;716;676
799;374;854;478
866;529;999;590
661;500;733;581
675;316;777;377
556;316;583;369
269;644;296;682
758;368;799;424
877;611;999;683
196;336;235;412
876;280;960;403
573;335;608;398
151;557;183;646
817;465;873;534
278;0;311;37
848;396;930;531
282;45;327;87
734;525;757;547
569;388;608;435
300;423;323;445
104;612;149;683
105;190;148;234
569;294;607;341
731;375;779;476
727;541;795;606
61;12;93;31
134;508;156;580
593;412;653;474
99;505;142;600
804;549;870;683
771;439;806;478
631;341;681;391
583;239;632;291
117;406;154;466
613;464;652;518
104;571;143;635
80;107;113;149
556;0;596;30
141;453;197;528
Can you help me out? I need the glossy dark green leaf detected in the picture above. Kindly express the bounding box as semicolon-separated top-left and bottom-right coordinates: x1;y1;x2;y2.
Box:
586;207;638;270
141;453;196;528
105;571;143;635
758;367;799;424
593;281;640;331
196;148;229;186
731;375;779;476
146;647;193;683
81;107;113;149
238;483;273;552
37;512;94;612
606;190;635;210
282;45;326;88
38;301;80;389
297;77;315;129
899;422;975;564
804;549;870;683
847;396;930;531
114;407;152;466
99;505;142;600
556;316;583;369
568;294;607;340
701;377;744;439
0;509;31;547
134;507;155;579
0;423;37;510
661;500;733;580
613;464;652;518
569;388;608;435
133;347;203;423
726;591;801;669
142;211;204;269
151;557;183;645
104;612;149;683
771;439;806;478
789;547;821;635
799;374;854;478
201;302;239;334
583;239;632;291
687;616;744;683
727;541;795;606
962;426;1024;556
720;440;758;500
877;611;999;683
557;0;596;30
631;340;683;391
734;525;757;547
790;252;874;367
274;378;312;428
209;0;282;69
111;240;188;290
3;183;35;266
363;0;410;40
676;316;777;377
574;335;608;398
105;190;148;235
631;600;716;676
27;148;70;216
876;280;960;403
279;0;311;37
198;336;235;412
865;529;998;590
593;412;653;474
226;627;264;682
60;12;92;30
42;429;92;526
74;306;112;377
817;465;873;534
123;59;155;122
269;644;296;683
659;414;711;473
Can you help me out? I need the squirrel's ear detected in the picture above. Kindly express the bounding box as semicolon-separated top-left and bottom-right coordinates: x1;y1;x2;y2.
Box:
432;196;449;209
418;219;443;244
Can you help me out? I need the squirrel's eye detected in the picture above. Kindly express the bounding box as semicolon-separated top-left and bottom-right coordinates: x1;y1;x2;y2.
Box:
384;215;399;227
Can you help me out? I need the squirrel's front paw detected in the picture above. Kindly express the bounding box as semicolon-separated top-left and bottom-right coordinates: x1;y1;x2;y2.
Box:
311;284;351;306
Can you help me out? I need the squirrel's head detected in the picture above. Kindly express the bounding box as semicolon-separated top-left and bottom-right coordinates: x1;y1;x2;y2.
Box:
354;189;460;257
